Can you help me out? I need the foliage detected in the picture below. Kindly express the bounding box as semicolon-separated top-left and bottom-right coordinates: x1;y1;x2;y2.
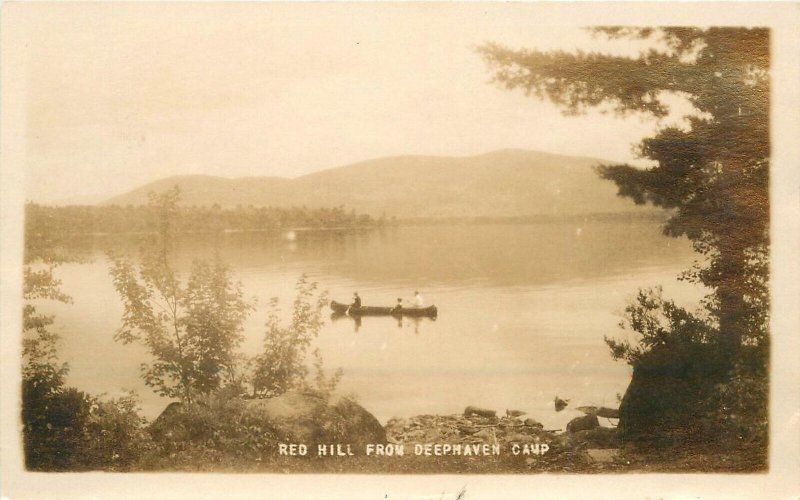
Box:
23;377;155;471
22;379;91;470
22;191;75;404
147;393;279;466
479;27;770;361
704;359;768;450
251;275;337;398
605;286;716;365
109;187;254;402
22;193;77;469
23;185;346;469
26;202;379;236
82;392;159;470
310;348;344;400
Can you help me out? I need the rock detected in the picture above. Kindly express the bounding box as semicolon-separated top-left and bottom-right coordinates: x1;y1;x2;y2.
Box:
570;427;619;448
586;448;619;464
473;429;495;442
405;429;427;440
149;402;191;442
504;432;537;444
498;419;516;428
566;414;599;433
524;418;543;428
505;409;526;418
464;406;496;418
151;391;386;449
554;396;569;412
386;417;410;429
244;392;386;447
618;344;766;445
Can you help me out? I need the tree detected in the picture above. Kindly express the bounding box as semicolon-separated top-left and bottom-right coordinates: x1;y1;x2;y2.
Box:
109;187;253;402
479;27;769;366
251;275;340;398
22;202;76;468
23;204;156;471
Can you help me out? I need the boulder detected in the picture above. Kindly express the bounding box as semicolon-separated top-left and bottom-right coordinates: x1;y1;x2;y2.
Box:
150;391;386;449
243;392;386;447
566;414;599;433
618;343;766;446
149;401;192;442
464;406;496;418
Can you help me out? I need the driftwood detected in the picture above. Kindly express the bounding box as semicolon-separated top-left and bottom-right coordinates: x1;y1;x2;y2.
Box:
463;406;496;418
466;423;562;433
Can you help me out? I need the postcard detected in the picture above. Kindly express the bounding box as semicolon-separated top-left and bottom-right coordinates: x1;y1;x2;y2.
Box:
1;2;798;499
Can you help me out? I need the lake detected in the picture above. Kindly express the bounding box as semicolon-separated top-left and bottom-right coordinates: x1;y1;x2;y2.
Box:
40;220;702;429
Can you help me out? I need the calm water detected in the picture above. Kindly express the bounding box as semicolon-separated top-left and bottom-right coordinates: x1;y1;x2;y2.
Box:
41;222;701;428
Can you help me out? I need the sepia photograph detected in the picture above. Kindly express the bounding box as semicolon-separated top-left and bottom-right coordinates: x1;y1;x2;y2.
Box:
1;2;799;498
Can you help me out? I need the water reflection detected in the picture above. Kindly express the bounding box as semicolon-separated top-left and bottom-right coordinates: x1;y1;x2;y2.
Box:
67;220;694;288
330;311;436;334
331;312;362;332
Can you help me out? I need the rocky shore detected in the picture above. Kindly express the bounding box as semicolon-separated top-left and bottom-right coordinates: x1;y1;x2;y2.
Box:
384;406;625;470
144;394;760;473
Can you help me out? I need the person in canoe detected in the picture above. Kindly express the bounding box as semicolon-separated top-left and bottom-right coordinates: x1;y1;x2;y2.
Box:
347;292;362;314
392;297;403;314
411;290;424;308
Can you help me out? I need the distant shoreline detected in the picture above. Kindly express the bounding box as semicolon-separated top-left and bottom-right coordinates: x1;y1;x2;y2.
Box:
29;210;669;238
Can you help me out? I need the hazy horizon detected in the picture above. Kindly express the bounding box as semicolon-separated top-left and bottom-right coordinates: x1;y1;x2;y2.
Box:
38;147;619;206
13;3;697;205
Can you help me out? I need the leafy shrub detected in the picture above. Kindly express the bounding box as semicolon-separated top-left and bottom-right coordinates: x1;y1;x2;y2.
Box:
109;188;254;402
604;286;716;365
23;379;92;470
23;376;155;471
82;392;159;470
703;354;768;453
251;275;334;397
148;392;279;464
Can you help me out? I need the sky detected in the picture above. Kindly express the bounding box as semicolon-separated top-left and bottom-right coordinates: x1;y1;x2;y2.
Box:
14;3;679;204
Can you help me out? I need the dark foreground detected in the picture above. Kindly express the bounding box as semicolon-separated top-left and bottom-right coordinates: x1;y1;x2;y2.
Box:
24;390;767;474
138;410;767;474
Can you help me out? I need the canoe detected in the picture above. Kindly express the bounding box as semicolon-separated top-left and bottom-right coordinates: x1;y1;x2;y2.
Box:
330;300;438;318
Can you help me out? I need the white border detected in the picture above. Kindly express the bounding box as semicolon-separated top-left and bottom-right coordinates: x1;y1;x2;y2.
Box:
2;2;799;499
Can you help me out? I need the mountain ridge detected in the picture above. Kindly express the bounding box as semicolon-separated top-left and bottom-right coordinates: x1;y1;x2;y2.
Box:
103;149;653;218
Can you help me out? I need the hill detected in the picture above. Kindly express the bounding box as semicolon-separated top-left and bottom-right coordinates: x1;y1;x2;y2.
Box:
103;150;654;218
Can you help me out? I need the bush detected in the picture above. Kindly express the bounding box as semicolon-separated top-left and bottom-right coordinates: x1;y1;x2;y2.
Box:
251;275;333;397
147;391;279;464
23;379;93;470
703;354;768;455
22;370;156;471
82;392;159;470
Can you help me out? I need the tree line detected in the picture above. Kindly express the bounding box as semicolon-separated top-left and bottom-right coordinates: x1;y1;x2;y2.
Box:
25;200;381;237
